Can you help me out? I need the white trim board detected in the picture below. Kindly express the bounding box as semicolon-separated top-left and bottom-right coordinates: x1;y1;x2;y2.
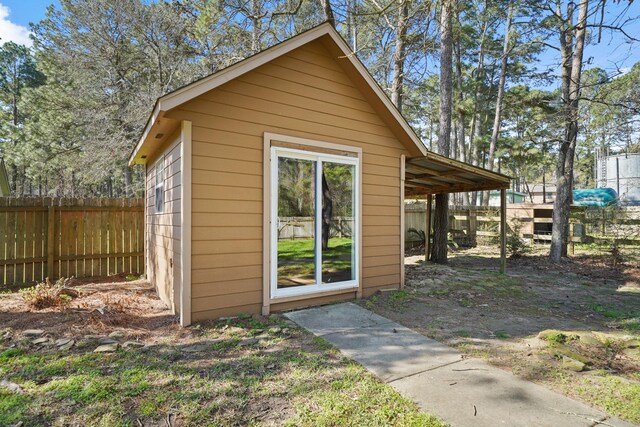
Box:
180;120;193;326
269;146;360;300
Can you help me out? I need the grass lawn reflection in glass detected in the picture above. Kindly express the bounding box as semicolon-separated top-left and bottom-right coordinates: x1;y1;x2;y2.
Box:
277;237;353;287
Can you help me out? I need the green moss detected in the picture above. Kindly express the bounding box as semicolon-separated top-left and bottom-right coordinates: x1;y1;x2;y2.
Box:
550;344;591;365
538;329;578;344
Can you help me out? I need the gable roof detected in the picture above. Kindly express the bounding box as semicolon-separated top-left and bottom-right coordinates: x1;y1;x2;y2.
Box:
0;158;10;196
129;22;427;165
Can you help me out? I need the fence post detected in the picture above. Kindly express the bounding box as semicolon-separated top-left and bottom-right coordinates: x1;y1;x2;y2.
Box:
47;205;55;280
569;223;575;256
500;189;507;274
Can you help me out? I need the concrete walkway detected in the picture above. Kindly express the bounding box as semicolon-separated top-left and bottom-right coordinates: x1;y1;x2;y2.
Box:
285;302;637;427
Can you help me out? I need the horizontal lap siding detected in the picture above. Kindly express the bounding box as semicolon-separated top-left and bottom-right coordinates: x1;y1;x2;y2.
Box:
146;134;182;312
169;40;407;319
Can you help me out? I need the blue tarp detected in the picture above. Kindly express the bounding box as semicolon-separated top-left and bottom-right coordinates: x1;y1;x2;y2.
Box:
573;188;618;207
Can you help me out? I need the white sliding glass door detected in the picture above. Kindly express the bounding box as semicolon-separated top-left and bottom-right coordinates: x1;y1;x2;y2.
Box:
271;147;359;298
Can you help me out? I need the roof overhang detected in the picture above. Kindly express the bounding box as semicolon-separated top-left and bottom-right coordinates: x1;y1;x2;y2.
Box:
405;153;511;196
129;22;427;166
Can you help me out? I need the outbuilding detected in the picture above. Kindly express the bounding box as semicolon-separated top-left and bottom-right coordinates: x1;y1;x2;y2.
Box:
130;23;510;326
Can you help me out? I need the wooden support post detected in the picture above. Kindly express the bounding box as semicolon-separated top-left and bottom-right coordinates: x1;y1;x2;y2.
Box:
47;205;55;279
425;194;432;261
569;223;575;256
500;188;507;274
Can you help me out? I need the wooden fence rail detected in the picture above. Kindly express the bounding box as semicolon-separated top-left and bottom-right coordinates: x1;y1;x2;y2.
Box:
0;198;144;288
405;202;640;248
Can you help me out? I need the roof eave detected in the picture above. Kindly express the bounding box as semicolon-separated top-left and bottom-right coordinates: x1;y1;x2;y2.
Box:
129;22;428;165
129;101;162;166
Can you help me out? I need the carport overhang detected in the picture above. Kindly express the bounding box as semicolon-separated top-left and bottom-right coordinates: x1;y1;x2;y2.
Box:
401;153;511;275
404;153;510;196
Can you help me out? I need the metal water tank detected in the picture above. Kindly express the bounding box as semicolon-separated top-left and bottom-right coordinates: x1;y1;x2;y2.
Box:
596;153;640;206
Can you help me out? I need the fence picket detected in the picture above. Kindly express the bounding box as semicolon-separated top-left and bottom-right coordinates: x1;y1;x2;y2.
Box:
0;198;6;284
6;199;16;285
0;197;145;288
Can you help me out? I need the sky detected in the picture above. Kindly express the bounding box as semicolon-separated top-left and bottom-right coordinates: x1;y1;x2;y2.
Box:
534;2;640;85
0;0;58;46
0;0;638;87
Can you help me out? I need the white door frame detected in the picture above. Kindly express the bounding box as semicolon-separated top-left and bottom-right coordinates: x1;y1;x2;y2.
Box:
262;133;362;315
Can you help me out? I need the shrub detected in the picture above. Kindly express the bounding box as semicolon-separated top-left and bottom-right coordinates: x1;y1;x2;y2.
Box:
506;218;530;258
20;278;72;310
407;228;426;246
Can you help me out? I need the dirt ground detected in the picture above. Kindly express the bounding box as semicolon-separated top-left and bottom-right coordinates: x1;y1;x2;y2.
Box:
0;273;185;343
363;245;640;423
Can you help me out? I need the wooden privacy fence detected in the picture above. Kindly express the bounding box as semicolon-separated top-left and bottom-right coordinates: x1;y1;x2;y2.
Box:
405;203;499;247
0;198;144;288
405;202;640;247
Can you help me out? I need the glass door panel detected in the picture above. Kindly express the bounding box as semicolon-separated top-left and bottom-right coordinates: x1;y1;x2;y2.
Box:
276;157;316;288
321;162;355;283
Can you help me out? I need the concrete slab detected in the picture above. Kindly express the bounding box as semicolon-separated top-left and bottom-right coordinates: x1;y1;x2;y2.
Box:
391;358;616;427
286;303;639;427
284;302;394;335
321;324;463;382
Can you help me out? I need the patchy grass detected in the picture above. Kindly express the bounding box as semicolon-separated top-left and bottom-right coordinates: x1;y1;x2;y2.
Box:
285;363;444;426
550;370;640;423
365;294;379;310
589;303;630;319
620;318;640;332
0;315;445;426
494;330;511;340
389;290;411;302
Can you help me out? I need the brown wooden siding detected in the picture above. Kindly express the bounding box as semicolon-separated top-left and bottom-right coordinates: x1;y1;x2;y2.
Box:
166;39;408;319
146;132;182;311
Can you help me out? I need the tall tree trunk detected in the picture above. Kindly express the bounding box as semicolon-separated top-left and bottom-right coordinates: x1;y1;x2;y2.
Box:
454;37;469;206
317;0;336;250
124;166;133;198
347;0;358;51
468;1;488;171
483;1;514;206
320;0;335;27
550;0;588;262
391;0;409;112
251;0;261;53
321;173;332;250
431;0;453;264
